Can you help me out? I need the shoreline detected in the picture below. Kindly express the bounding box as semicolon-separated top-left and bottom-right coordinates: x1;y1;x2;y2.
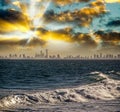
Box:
0;58;120;61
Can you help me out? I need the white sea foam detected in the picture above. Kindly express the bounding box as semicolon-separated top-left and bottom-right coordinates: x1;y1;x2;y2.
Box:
0;72;120;109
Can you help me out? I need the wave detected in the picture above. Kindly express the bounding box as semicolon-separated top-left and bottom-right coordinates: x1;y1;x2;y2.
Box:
0;72;120;109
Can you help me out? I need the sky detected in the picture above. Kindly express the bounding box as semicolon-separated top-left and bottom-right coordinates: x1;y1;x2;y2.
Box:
0;0;120;56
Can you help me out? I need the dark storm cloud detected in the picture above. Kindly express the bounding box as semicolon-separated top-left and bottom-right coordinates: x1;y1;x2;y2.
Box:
0;9;29;33
0;9;25;22
94;30;120;50
94;31;120;41
106;19;120;27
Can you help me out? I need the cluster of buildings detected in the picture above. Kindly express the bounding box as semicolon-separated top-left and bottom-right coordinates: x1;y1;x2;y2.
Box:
0;49;61;60
0;49;120;60
34;49;61;59
64;53;120;60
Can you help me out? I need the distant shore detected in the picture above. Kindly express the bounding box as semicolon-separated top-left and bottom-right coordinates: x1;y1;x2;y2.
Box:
0;58;120;60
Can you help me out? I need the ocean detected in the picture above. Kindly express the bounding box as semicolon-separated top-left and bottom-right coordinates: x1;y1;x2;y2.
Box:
0;60;120;112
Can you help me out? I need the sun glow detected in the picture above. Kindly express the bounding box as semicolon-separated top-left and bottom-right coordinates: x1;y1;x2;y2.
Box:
0;18;29;33
0;0;120;53
1;0;51;44
104;0;120;3
25;0;51;43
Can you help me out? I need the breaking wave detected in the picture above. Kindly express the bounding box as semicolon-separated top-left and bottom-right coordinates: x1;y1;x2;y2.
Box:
0;72;120;109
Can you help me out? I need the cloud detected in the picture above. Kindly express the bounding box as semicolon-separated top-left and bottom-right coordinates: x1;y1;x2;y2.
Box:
45;0;106;27
0;38;26;46
0;37;46;50
106;19;120;27
0;9;30;33
36;28;97;49
26;38;46;47
0;0;11;6
53;0;90;6
12;1;28;13
0;27;120;51
104;0;120;3
94;31;120;47
0;28;48;49
0;0;119;53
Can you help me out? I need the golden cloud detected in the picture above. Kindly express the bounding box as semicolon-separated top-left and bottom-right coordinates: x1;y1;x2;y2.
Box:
0;27;120;50
0;10;30;33
36;28;98;49
0;0;119;51
53;0;90;6
0;19;29;33
45;0;106;27
104;0;120;3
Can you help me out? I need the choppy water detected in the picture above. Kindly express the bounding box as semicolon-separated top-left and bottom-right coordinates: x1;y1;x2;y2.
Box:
0;60;120;111
0;60;120;89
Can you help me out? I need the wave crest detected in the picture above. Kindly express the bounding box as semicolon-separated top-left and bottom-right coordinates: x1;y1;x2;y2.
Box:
0;72;120;109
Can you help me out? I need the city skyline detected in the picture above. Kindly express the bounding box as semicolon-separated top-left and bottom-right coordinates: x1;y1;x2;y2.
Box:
0;49;120;60
0;0;120;55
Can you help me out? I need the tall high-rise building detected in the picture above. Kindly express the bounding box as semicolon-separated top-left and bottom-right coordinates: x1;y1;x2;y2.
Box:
100;53;102;58
46;49;48;58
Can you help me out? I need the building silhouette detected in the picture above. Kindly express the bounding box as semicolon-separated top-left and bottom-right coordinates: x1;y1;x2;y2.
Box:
45;49;48;58
0;50;120;60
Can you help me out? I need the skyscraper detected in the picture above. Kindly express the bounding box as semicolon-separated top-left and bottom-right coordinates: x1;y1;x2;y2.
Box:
46;49;48;58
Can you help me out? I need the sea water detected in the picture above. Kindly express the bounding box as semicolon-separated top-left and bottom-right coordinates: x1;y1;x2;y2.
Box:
0;60;120;111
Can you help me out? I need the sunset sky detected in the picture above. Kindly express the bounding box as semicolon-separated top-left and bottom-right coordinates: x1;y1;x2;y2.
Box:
0;0;120;56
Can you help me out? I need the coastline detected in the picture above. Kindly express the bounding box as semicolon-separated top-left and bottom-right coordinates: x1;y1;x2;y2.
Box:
0;58;120;61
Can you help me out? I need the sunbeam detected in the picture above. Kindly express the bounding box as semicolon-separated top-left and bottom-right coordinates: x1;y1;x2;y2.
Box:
26;0;51;43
